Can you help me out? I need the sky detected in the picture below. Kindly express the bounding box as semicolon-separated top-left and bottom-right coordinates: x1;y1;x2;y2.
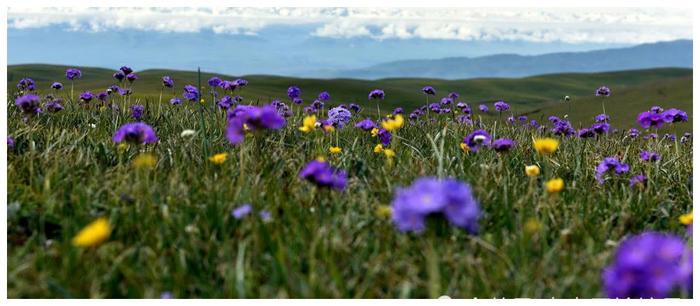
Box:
7;7;693;76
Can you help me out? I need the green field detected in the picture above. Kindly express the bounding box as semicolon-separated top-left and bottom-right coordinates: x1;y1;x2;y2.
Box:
6;65;693;298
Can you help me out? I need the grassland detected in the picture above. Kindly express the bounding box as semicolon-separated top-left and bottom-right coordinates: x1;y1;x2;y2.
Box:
6;65;693;298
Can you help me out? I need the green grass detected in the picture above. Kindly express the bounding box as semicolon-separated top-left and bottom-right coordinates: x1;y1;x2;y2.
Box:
6;65;693;298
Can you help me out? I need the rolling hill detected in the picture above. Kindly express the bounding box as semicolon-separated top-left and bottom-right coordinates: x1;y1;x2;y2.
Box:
7;64;692;132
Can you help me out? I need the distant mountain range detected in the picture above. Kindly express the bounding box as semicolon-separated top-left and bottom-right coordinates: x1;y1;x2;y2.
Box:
312;40;692;79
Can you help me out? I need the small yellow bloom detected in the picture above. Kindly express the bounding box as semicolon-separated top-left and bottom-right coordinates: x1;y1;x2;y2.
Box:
383;149;396;158
545;178;564;193
373;144;384;153
525;165;541;177
117;143;128;153
533;138;559;154
371;128;379;137
316;155;326;162
679;211;693;225
299;115;317;133
72;217;111;247
329;146;342;154
375;205;393;218
209;153;228;165
243;123;250;131
132;153;157;169
459;143;469;153
199;98;206;104
524;218;542;235
323;124;335;133
381;114;404;131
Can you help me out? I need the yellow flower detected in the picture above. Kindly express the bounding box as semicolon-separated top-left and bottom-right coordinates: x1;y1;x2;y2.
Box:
533;138;559;154
545;178;564;193
525;165;541;177
373;144;384;153
371;128;379;137
72;217;111;247
323;124;335;133
132;153;157;169
209;153;228;165
375;205;393;218
243;123;250;131
459;143;469;153
117;143;128;153
524;218;542;235
199;98;206;105
381;114;404;131
329;146;342;154
679;211;693;225
383;149;396;158
316;155;326;162
299;115;317;133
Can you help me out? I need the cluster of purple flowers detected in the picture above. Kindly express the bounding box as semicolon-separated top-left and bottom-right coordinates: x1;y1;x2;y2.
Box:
549;116;576;136
327;106;352;128
112;122;158;145
65;68;82;80
15;94;42;117
637;107;688;129
17;78;36;91
602;232;691;298
225;104;286;145
595;157;630;184
182;85;200;102
299;160;347;191
44;96;64;113
494;100;510;112
391;177;481;233
271;100;293;117
639;151;660;162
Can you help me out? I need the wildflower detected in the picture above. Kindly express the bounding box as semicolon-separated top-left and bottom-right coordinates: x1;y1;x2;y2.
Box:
478;104;488;112
226;105;286;145
322;122;335;133
368;89;385;100
318;91;331;101
120;66;133;74
492;138;515;152
640;151;660;162
602;232;689;298
628;128;640;138
552;120;575;136
525;165;540;177
209;153;228;165
117;143;128;152
422;86;436;95
459;143;469;153
375;205;393;218
578;128;596;138
207;77;222;87
393;107;404;114
381;114;404;131
15;94;41;116
126;73;138;82
533;138;559;154
130;104;145;120
383;149;396;158
299;115;317;133
287;85;301;99
45;99;64;113
8;136;16;150
72;217;111;247
595;157;630;184
629;174;647;187
169;97;182;105
661;108;689;123
637;111;665;129
299;160;347;191
464;129;492;152
355;118;377;131
524;218;541;235
17;78;36;91
231;204;252;219
113;122;158;144
377;129;392;146
328;107;352;128
349;103;361;112
391;177;481;233
51;82;63;90
595;86;611;96
133;153;157;169
65;68;82;80
371;128;379;137
374;144;384;153
329;146;342;154
494;100;510;111
259;210;272;222
162;76;174;88
595;114;610;122
113;71;125;81
545;178;564;193
591;122;610;134
182;85;200;102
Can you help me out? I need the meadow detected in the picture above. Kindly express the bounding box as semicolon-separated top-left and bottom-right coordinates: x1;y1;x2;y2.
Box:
6;65;694;298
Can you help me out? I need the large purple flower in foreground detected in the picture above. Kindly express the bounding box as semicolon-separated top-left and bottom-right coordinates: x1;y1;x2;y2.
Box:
636;111;665;129
299;160;347;191
112;122;158;144
225;105;286;145
328;106;352;128
595;157;630;184
15;94;41;116
65;68;82;80
391;177;481;233
464;129;492;152
661;108;688;123
368;89;385;100
602;232;690;298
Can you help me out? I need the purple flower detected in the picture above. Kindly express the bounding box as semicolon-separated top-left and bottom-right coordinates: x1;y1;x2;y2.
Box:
217;96;235;110
311;100;324;110
113;71;125;81
50;82;63;90
578;128;596;138
65;68;82;80
552;120;575;136
97;92;108;102
661;108;688;123
644;133;658;140
441;97;453;105
208;77;222;87
492;138;515;152
328;107;352;128
112;122;158;144
368;89;385;100
464;129;492;152
422;86;436;95
317;91;331;101
299;160;347;191
287;86;301;99
494;101;510;111
15;94;41;116
530;120;540;128
629;174;647;187
456;102;467;109
225;105;286;145
393;107;404;115
79;91;94;102
170;97;182;105
478;104;488;112
231;204;252;219
120;66;133;75
17;78;36;91
378;128;392;146
595;86;611;97
259;210;272;221
349;103;361;112
234;79;248;87
637;111;665;129
602;232;689;298
355;118;377;131
45;99;64;113
517;115;527;122
681;132;692;144
628;128;640;138
595;157;629;184
126;73;138;82
640;151;660;162
595;114;610;122
118;88;132;96
182;85;200;102
391;177;481;234
650;106;664;114
448;92;459;100
130;104;145;120
592;122;610;134
219;80;236;91
162;76;174;88
7;136;15;150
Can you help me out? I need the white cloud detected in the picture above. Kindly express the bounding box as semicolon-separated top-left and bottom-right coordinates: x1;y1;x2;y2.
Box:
7;7;692;43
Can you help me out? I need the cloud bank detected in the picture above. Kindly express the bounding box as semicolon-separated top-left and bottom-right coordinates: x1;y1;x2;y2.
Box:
8;7;692;43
